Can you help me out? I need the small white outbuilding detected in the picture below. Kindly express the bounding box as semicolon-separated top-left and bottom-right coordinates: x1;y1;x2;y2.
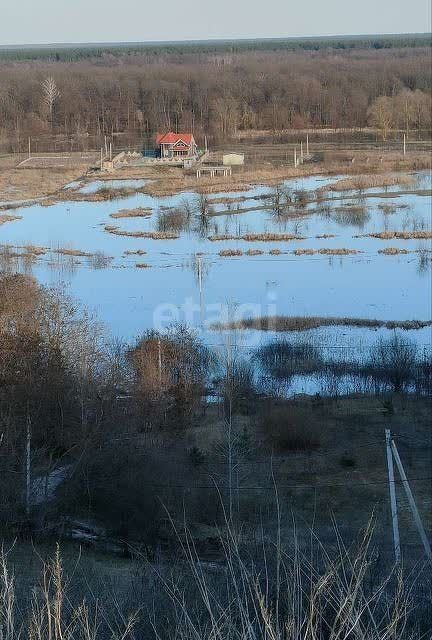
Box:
223;153;245;166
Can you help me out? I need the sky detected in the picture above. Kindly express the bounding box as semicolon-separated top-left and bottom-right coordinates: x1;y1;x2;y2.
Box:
0;0;431;46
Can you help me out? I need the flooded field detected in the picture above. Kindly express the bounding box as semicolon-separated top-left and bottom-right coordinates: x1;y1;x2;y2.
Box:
1;172;431;381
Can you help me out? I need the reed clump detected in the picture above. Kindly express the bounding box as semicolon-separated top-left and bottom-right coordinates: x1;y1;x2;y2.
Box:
136;263;150;268
245;249;264;255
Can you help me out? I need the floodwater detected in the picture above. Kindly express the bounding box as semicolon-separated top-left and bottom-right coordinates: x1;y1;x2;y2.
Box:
1;172;431;360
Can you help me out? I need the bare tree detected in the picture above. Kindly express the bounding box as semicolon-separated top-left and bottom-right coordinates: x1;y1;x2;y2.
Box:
41;77;60;128
367;96;394;141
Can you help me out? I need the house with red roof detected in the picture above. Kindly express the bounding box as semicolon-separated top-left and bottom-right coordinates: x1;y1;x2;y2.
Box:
156;132;198;159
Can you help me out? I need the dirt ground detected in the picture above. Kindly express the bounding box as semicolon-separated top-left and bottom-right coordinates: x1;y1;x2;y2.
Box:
0;153;96;203
0;145;430;204
3;395;431;577
102;147;432;198
188;394;432;563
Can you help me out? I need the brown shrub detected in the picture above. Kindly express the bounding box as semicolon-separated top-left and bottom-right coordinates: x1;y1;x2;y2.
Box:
259;405;320;452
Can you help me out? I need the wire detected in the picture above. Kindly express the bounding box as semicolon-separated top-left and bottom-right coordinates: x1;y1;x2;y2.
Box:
87;476;432;492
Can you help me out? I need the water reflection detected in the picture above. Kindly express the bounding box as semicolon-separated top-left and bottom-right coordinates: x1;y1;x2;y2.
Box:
0;172;429;342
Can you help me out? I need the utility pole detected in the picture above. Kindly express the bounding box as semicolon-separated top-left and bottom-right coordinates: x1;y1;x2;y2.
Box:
100;147;103;170
157;338;162;387
306;134;309;156
294;147;297;168
109;142;113;162
197;255;204;328
386;429;401;564
391;438;432;563
300;141;304;162
28;136;31;160
25;415;31;518
403;134;406;157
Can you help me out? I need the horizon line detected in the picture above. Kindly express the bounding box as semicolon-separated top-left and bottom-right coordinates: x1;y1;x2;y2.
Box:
1;31;431;49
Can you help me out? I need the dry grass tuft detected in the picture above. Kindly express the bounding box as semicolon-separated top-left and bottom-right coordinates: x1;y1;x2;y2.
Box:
208;234;237;241
245;249;264;256
124;249;147;256
105;226;179;240
54;248;92;257
89;186;136;201
204;233;307;243
219;249;243;257
110;207;152;219
22;244;47;255
378;203;409;214
0;213;22;225
294;248;315;255
135;262;151;268
319;248;361;255
294;248;360;256
213;315;432;331
242;233;304;242
269;248;282;255
325;174;414;192
360;231;432;240
378;247;411;255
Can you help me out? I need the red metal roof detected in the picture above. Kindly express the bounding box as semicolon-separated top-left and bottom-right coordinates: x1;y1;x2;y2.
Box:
156;132;194;145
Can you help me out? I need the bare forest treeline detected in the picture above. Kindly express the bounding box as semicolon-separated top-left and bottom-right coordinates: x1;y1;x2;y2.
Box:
0;44;431;151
